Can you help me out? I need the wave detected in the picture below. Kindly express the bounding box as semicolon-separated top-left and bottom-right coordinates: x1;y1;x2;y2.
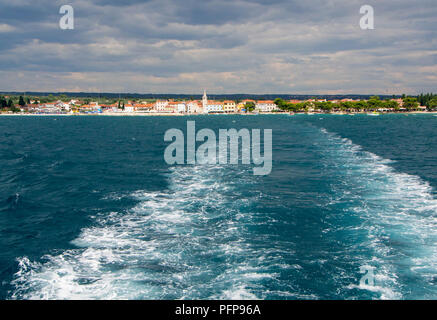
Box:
319;128;437;299
11;124;437;300
11;163;280;300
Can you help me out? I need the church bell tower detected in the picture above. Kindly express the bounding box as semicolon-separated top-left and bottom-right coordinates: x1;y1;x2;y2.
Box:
202;90;208;109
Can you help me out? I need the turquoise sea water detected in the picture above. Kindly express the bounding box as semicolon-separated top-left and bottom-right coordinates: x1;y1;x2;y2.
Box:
0;114;437;300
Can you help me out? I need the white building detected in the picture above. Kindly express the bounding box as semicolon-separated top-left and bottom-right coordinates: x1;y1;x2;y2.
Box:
256;100;279;112
223;101;236;113
55;101;70;111
40;103;61;113
205;101;224;113
177;102;187;113
154;100;169;112
187;101;202;113
124;104;134;112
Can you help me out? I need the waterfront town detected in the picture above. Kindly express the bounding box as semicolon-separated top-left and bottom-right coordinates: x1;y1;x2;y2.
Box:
1;91;436;115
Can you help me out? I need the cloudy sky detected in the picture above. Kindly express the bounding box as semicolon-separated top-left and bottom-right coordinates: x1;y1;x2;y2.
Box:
0;0;436;94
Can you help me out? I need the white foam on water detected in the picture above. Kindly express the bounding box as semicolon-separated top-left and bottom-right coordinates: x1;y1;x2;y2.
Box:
345;283;400;300
220;286;259;300
11;163;279;300
320;128;437;299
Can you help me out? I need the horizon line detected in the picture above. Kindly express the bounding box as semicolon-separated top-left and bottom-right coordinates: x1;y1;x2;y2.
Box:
0;91;427;97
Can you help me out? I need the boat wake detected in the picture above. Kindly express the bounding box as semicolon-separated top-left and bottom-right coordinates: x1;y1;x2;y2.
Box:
10;125;437;300
11;163;279;300
319;128;437;299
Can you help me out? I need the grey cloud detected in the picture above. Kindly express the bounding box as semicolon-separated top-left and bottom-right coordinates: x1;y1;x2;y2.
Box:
0;0;436;94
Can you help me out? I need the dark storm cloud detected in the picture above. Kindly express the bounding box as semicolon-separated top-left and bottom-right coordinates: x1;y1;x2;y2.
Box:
0;0;436;93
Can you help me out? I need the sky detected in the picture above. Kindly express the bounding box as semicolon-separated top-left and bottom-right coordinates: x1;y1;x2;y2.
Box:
0;0;436;94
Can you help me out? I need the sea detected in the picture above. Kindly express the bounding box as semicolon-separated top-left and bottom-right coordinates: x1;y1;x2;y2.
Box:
0;114;436;300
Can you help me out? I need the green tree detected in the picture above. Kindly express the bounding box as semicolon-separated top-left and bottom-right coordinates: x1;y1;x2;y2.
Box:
274;98;287;110
316;101;333;112
427;98;437;110
244;101;255;112
0;96;7;109
383;100;399;111
286;102;300;112
354;100;368;111
367;96;382;111
402;97;419;111
340;101;354;111
18;96;26;106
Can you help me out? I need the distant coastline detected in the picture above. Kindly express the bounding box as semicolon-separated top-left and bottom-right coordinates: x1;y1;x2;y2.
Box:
2;111;437;117
1;91;436;115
